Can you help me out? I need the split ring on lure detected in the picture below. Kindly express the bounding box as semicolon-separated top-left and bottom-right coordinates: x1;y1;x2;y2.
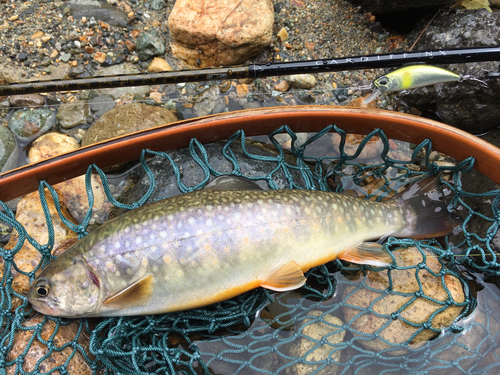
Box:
363;65;488;104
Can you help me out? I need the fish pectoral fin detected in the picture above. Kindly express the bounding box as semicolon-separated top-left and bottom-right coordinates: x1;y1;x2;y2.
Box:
260;261;307;292
340;242;393;267
103;274;154;309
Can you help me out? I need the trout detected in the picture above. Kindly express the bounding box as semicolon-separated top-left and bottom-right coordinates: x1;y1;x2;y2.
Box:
28;176;458;317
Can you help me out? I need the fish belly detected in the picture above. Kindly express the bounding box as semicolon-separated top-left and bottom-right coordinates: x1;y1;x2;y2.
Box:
87;189;404;316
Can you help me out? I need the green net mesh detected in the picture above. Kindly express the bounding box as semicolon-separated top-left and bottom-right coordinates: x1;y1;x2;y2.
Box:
1;125;499;374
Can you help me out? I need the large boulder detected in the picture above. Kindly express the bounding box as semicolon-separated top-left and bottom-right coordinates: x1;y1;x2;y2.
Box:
347;0;455;14
168;0;274;68
403;8;500;134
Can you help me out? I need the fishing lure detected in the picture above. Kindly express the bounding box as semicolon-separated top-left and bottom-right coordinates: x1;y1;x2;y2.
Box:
363;65;487;103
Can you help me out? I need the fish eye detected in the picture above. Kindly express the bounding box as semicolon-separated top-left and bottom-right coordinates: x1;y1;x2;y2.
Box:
36;284;49;297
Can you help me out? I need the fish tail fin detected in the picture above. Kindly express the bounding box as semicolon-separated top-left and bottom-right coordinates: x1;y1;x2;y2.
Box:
394;176;462;238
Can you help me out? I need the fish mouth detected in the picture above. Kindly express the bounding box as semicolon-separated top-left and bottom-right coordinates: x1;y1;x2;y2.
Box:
28;295;60;316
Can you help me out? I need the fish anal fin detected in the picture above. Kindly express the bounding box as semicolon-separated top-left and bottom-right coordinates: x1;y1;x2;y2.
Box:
340;242;393;267
103;274;154;309
260;260;307;292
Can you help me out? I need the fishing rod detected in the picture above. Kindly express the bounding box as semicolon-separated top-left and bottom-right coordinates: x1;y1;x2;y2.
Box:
1;46;500;96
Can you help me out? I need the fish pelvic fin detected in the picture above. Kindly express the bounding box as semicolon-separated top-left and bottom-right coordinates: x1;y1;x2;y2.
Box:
394;176;462;238
103;274;154;309
340;242;393;267
260;260;307;292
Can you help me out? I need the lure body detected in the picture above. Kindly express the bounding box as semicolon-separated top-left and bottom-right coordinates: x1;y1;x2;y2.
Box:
374;65;461;93
363;65;462;104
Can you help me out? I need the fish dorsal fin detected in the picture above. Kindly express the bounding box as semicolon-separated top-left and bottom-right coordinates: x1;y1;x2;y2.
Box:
260;261;307;292
103;274;154;308
340;242;393;267
204;176;263;191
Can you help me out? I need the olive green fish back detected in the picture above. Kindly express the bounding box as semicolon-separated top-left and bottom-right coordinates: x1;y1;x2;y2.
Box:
1;125;499;374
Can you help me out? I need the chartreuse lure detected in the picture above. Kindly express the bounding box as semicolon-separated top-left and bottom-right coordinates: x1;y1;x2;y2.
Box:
28;176;458;318
364;64;486;103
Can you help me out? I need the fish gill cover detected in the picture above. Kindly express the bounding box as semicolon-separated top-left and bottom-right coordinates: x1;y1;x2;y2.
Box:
0;125;499;374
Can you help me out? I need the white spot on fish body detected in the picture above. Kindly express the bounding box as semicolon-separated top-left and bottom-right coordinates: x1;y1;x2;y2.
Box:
135;237;142;245
188;217;196;225
141;258;148;268
151;245;157;251
332;204;338;210
160;231;167;238
286;207;293;215
205;219;213;227
167;215;174;222
125;241;130;247
152;265;159;272
177;222;183;229
114;242;120;249
124;227;131;234
196;230;203;236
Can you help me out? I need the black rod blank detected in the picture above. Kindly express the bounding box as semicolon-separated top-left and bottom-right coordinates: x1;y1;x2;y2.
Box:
1;46;499;96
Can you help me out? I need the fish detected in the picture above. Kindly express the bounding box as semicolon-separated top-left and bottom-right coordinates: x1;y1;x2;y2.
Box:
27;176;459;318
363;65;461;104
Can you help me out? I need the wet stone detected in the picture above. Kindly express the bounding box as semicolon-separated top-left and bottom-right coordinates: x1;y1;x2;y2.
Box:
9;94;45;108
0;125;17;173
343;247;465;355
60;51;72;62
6;315;93;375
193;85;224;117
290;74;317;89
68;65;85;77
81;103;177;146
68;0;129;27
95;63;151;98
405;9;500;133
113;139;313;216
148;0;166;11
0;97;10;122
285;311;345;375
56;100;90;129
8;108;56;142
89;95;115;117
135;28;165;61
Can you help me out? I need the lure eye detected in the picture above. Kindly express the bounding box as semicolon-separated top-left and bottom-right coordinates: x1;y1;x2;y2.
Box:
36;284;49;297
378;77;389;86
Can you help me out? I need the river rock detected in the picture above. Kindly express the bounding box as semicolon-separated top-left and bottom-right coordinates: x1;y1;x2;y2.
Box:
193;85;224;117
6;315;93;375
404;8;500;134
8;108;56;142
0;125;17;173
68;0;129;27
424;286;500;374
289;74;317;90
56;100;90;129
135;28;166;62
28;132;110;225
89;94;115;118
8;94;45;108
114;140;312;215
94;63;151;99
168;0;274;67
81;103;178;146
1;189;78;310
0;97;10;122
347;0;455;13
285;311;345;375
343;247;465;354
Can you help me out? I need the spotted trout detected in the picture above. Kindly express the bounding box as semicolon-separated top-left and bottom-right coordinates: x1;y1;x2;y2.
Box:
28;176;458;317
